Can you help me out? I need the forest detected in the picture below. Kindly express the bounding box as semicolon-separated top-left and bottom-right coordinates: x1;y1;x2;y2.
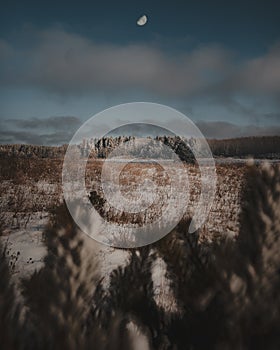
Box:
0;136;280;159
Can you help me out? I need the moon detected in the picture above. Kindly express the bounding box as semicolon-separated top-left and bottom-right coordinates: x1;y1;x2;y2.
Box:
137;15;148;26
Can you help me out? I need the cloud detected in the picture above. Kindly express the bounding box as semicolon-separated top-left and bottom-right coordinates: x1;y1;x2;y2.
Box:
196;121;280;139
1;28;280;136
1;28;280;100
1;116;280;145
0;129;75;145
1;27;279;112
0;29;233;96
0;130;42;144
229;44;280;97
106;123;175;137
0;115;81;145
264;112;280;122
5;116;81;129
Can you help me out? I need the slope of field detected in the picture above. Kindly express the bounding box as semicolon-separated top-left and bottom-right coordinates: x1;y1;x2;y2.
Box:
0;157;249;275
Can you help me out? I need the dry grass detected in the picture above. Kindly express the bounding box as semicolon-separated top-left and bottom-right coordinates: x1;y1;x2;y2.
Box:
1;158;280;349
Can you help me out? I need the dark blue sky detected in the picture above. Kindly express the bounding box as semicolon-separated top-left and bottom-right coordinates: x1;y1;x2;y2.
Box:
1;0;280;144
1;0;280;53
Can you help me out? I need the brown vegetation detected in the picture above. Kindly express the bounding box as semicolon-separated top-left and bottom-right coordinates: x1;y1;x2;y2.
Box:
1;163;280;349
1;136;280;160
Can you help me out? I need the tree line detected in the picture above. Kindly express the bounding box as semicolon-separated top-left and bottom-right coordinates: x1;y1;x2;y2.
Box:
0;136;280;159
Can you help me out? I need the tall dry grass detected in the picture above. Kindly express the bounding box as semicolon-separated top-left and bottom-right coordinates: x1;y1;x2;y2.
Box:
0;163;280;349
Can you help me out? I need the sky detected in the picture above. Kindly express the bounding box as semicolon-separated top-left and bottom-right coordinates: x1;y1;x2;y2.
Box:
0;0;280;144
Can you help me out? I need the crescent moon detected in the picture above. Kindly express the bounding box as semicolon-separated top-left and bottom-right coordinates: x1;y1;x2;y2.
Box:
137;15;148;26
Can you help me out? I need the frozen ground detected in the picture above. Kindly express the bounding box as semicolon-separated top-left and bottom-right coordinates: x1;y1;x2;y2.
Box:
1;159;279;282
0;212;48;278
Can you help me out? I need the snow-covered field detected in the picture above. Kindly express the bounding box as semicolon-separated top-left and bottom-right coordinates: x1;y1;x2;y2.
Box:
2;158;279;280
0;162;245;282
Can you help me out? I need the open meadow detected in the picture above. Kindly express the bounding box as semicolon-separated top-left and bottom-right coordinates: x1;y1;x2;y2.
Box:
1;154;280;349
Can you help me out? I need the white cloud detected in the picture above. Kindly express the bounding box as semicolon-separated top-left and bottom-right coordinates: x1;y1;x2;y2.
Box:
221;44;280;98
0;29;233;96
